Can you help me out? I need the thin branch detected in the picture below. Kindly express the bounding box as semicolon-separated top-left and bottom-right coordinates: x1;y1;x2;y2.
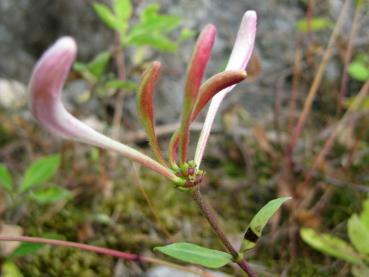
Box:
0;236;212;277
191;188;257;277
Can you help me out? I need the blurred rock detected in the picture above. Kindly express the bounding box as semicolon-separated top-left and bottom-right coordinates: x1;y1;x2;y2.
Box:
0;78;27;109
0;223;23;256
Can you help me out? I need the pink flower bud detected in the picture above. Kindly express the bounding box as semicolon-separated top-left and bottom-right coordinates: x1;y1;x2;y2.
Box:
29;37;179;182
195;11;257;166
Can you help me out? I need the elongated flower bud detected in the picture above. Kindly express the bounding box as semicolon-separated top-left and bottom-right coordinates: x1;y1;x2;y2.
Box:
29;37;180;182
195;11;257;166
136;62;167;166
168;70;247;166
178;24;216;164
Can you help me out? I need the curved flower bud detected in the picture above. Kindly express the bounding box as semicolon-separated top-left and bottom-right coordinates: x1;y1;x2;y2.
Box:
168;70;247;167
136;61;167;166
178;24;216;164
29;37;180;182
194;11;257;166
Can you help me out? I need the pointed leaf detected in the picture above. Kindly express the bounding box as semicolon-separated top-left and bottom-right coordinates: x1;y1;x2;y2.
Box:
0;164;13;191
300;228;363;264
179;24;216;163
136;62;167;165
20;155;60;193
191;70;247;120
241;197;291;251
348;214;369;255
154;242;232;269
87;51;111;79
29;186;72;204
113;0;132;21
93;3;124;31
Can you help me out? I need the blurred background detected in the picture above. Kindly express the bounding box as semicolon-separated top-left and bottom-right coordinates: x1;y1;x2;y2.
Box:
0;0;369;276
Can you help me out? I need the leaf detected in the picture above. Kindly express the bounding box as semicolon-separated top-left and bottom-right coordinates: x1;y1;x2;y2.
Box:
360;198;369;230
154;242;232;269
0;164;13;191
141;3;160;21
127;32;178;52
12;242;44;256
104;80;137;91
29;186;72;204
296;17;333;32
1;261;23;277
20;155;60;193
113;0;132;21
348;214;369;255
348;61;369;82
93;3;124;31
300;228;363;264
178;27;195;42
87;51;111;79
241;197;291;251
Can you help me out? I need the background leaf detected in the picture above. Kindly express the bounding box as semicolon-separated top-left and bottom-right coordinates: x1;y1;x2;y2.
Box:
86;51;111;79
348;214;369;255
29;186;72;204
296;17;333;32
241;196;291;251
93;3;124;31
348;61;369;82
113;0;132;22
1;261;23;277
352;264;369;277
20;155;60;193
12;242;44;256
154;242;232;269
300;228;363;264
0;164;13;191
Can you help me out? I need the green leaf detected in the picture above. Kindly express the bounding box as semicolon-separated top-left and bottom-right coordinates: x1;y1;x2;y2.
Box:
93;3;124;30
12;242;44;256
127;33;177;52
348;61;369;82
360;198;369;230
1;261;23;277
29;186;72;204
87;51;111;79
154;242;232;269
113;0;132;21
104;80;137;91
20;155;60;193
296;17;333;32
141;3;160;21
348;214;369;255
300;228;363;264
178;27;195;42
241;197;291;251
0;164;13;191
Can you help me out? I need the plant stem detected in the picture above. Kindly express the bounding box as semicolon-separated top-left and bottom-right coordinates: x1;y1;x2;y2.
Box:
191;188;257;277
286;0;349;167
0;236;212;277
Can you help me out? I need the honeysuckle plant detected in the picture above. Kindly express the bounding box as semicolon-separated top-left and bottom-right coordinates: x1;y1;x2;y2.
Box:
0;10;292;277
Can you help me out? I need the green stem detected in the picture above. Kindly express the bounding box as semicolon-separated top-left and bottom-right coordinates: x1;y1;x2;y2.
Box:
191;188;256;277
